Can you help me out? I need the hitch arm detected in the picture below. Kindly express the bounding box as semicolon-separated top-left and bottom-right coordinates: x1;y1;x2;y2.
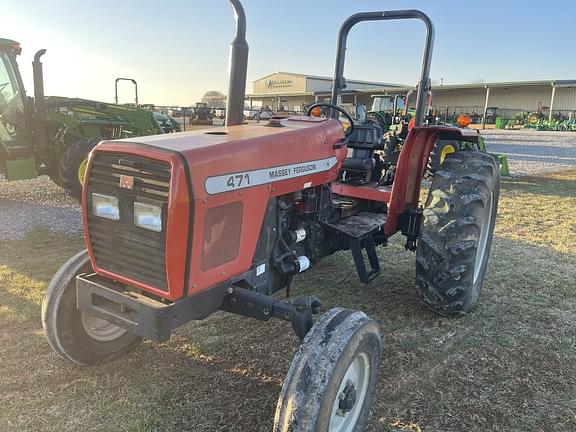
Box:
220;286;320;341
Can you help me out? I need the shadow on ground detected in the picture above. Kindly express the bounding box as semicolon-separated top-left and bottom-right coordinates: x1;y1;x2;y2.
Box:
501;170;576;199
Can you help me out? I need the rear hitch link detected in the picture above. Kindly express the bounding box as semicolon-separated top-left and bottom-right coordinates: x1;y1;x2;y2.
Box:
220;286;321;341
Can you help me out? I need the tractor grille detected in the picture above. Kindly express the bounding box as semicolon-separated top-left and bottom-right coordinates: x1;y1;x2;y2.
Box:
86;153;171;290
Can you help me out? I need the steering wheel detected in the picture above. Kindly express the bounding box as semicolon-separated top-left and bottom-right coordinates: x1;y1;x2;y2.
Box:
306;102;355;138
0;82;9;92
366;111;388;131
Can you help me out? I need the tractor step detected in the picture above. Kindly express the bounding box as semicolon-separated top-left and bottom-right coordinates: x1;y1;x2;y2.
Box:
325;212;386;283
326;212;386;238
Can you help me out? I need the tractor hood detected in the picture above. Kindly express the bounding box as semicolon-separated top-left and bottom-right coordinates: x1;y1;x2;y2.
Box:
85;116;347;299
96;117;347;200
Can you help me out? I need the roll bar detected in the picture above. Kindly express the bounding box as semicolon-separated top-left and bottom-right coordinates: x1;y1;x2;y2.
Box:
114;78;138;106
331;10;434;127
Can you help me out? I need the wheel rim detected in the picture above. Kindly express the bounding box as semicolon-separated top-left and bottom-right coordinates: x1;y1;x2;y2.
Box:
77;158;89;186
81;312;127;342
474;191;494;284
439;144;455;164
329;352;371;432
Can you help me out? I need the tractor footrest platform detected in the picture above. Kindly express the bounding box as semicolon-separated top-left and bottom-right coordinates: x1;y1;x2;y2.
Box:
76;273;227;341
326;212;387;238
325;212;386;284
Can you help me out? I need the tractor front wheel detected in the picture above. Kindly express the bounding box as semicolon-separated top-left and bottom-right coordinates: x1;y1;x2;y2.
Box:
416;151;500;316
59;137;101;200
274;308;381;432
42;250;141;365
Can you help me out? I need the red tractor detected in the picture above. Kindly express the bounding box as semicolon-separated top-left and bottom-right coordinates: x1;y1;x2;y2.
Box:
42;4;499;431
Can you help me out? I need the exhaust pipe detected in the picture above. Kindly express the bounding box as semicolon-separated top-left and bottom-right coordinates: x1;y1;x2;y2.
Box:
32;49;50;160
225;0;249;127
32;49;47;113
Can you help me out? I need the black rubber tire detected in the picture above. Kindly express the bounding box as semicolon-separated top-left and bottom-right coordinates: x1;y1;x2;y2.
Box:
382;133;401;165
427;139;460;174
274;308;381;432
366;111;388;131
41;250;141;366
59;137;101;200
416;151;500;316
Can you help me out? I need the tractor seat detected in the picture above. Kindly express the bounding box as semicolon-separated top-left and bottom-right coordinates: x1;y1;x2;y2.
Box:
343;124;383;173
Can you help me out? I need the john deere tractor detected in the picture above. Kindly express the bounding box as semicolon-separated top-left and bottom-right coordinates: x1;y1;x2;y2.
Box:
0;38;162;198
368;93;412;133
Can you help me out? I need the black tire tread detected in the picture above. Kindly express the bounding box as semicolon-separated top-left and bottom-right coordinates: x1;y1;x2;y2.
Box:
274;308;381;432
41;250;141;366
59;137;101;199
416;151;500;316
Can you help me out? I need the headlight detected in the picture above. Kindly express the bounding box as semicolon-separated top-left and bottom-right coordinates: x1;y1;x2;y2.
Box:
134;202;162;232
92;193;119;221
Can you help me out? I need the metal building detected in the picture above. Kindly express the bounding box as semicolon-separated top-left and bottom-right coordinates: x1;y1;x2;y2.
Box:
247;72;576;123
383;80;576;122
246;72;401;112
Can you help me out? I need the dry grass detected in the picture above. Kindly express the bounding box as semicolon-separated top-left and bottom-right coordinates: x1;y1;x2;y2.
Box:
1;171;576;431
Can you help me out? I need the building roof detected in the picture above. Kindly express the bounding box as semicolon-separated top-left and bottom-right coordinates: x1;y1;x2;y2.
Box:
252;73;576;96
245;88;390;98
370;79;576;94
435;79;576;90
246;75;576;101
245;91;313;98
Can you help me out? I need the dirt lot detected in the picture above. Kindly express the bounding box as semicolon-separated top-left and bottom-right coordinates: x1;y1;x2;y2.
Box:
482;129;576;176
1;170;576;431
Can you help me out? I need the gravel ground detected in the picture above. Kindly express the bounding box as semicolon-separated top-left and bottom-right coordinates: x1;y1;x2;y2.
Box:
0;175;81;240
481;129;576;177
1;129;575;240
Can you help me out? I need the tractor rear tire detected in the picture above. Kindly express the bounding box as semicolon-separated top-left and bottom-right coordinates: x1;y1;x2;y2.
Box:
59;137;101;200
416;151;500;316
42;250;141;366
427;139;460;174
274;308;381;432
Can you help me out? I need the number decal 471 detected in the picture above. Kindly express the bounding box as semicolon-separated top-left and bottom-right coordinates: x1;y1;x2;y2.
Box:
226;173;250;189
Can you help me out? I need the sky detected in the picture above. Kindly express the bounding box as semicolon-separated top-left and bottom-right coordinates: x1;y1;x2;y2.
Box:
4;0;576;106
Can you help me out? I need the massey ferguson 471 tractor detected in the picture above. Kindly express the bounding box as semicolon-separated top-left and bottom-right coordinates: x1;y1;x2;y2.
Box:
42;3;500;431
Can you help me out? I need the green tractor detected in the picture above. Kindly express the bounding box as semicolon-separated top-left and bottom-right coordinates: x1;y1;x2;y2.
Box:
368;93;412;134
0;38;163;198
368;93;510;177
